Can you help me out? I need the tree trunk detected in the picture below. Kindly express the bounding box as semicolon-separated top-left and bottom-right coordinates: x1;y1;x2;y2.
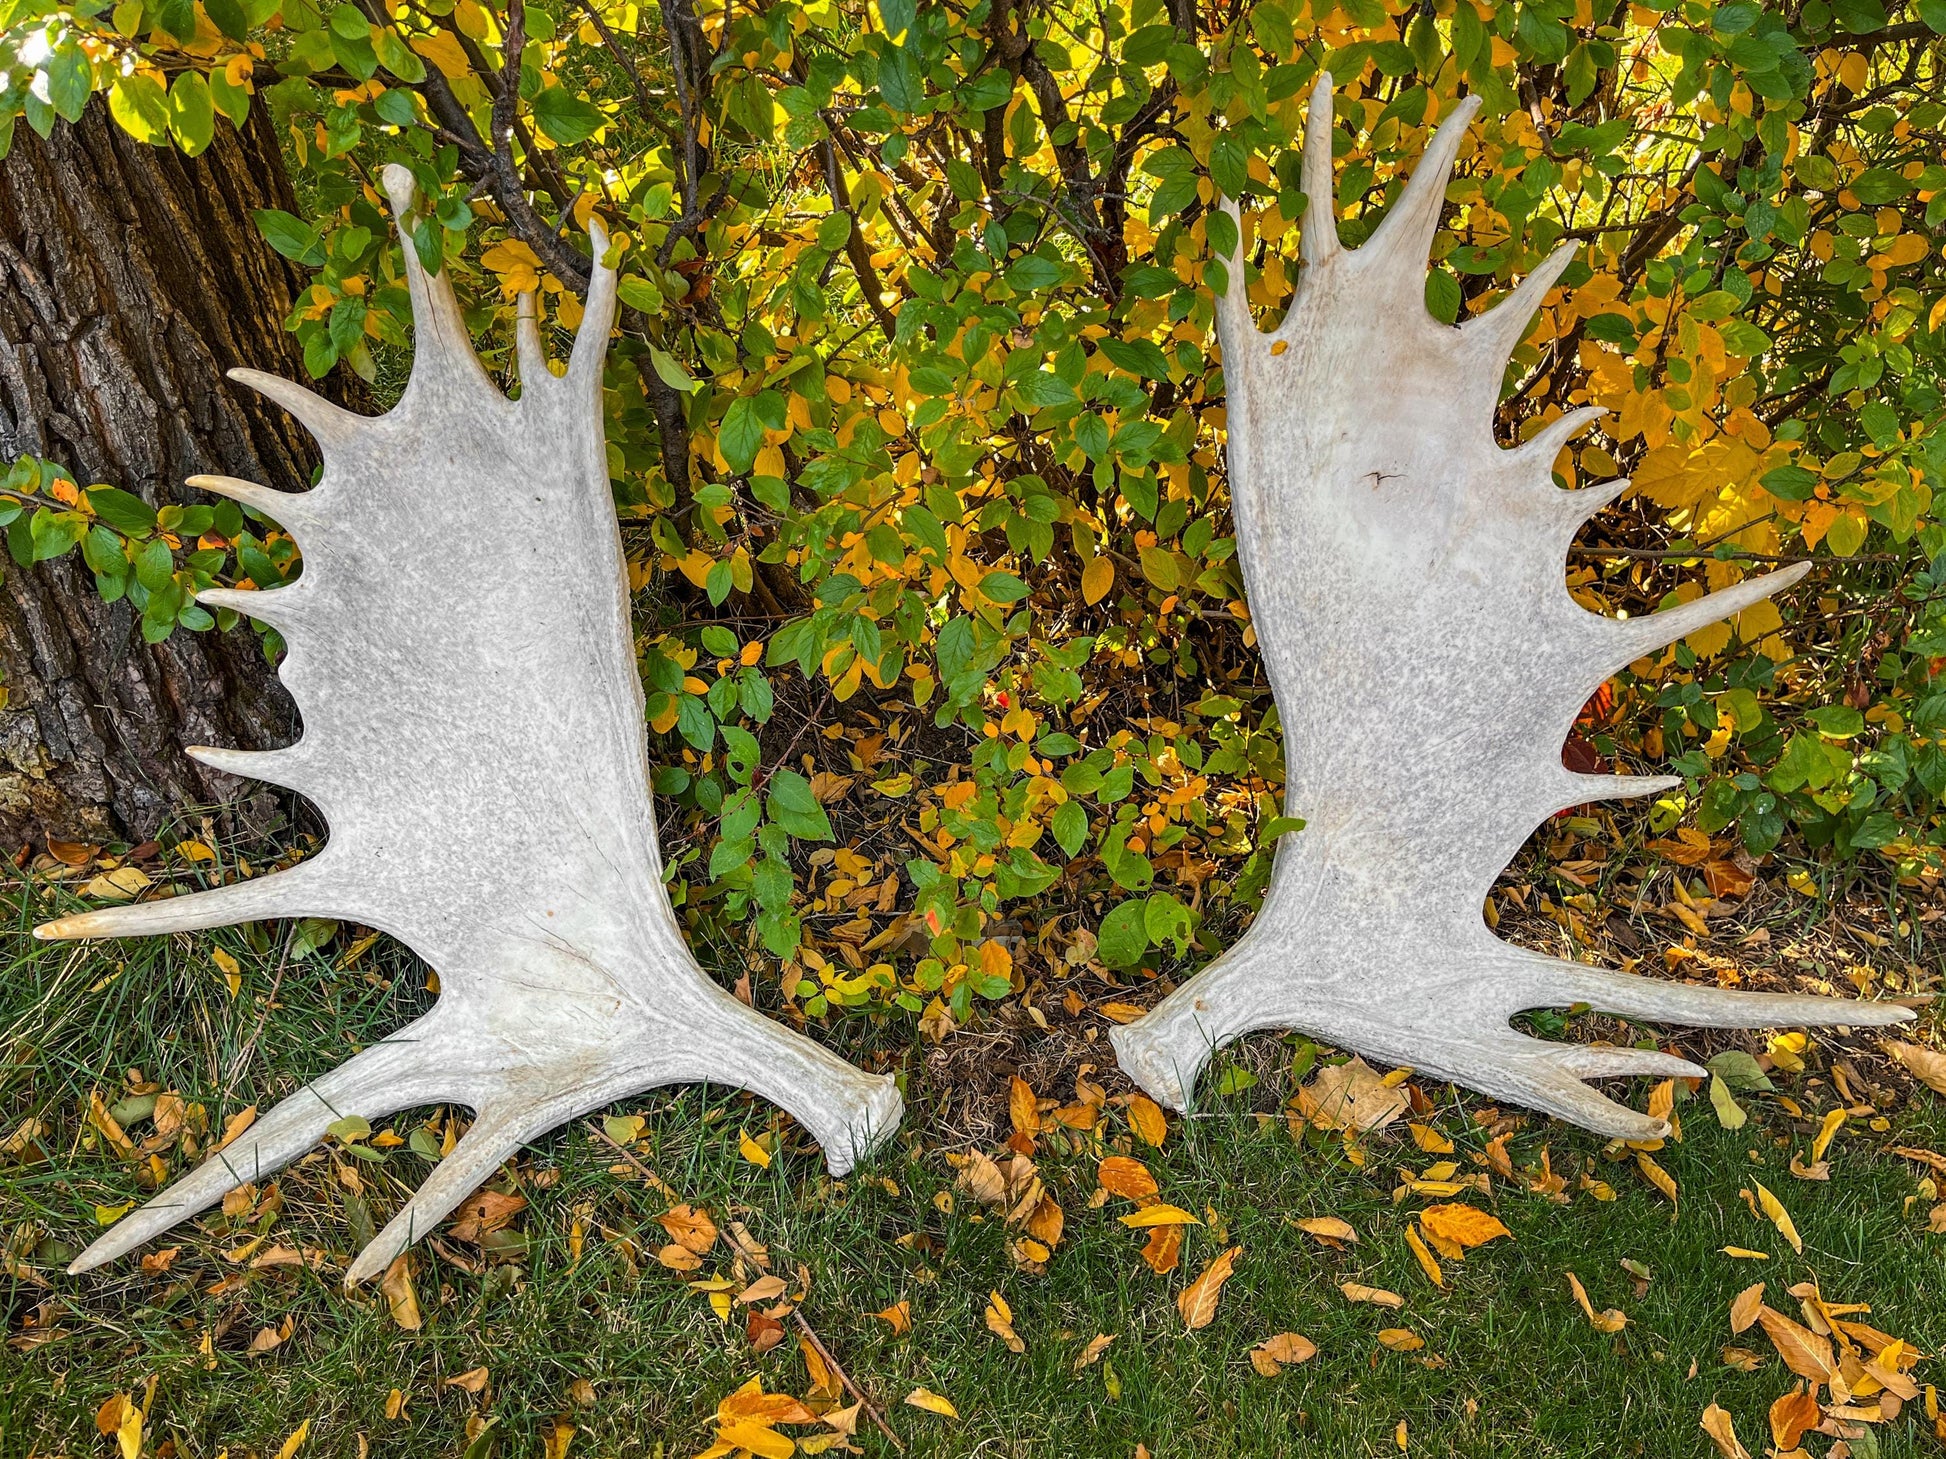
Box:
0;99;364;850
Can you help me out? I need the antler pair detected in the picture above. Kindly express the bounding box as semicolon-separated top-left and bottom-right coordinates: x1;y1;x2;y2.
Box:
42;86;1909;1278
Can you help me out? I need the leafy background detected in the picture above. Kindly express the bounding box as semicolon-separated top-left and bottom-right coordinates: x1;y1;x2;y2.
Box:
3;0;1943;1030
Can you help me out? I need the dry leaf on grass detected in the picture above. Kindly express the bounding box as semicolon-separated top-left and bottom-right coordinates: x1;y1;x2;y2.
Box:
984;1291;1024;1354
1376;1328;1424;1352
1419;1204;1511;1251
659;1204;718;1255
1119;1204;1200;1228
1249;1332;1318;1375
873;1300;911;1335
1341;1282;1405;1309
1729;1282;1766;1334
1750;1183;1803;1255
1177;1246;1241;1331
380;1254;422;1332
1140;1225;1182;1275
1098;1156;1159;1204
1295;1058;1410;1133
1699;1402;1751;1459
1128;1095;1168;1147
1403;1223;1443;1287
1291;1215;1357;1247
1754;1305;1833;1384
1769;1388;1821;1449
1566;1272;1627;1332
1882;1040;1946;1095
905;1388;957;1418
1073;1333;1115;1372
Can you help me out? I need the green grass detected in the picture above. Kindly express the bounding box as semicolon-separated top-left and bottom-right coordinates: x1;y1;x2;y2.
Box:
3;883;1943;1459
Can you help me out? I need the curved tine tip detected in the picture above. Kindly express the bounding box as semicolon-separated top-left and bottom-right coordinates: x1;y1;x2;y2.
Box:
1300;76;1340;265
380;163;417;220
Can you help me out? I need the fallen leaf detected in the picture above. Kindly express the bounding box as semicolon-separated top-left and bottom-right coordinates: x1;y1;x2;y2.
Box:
1709;1076;1748;1130
1139;1224;1182;1274
1636;1152;1678;1205
1403;1222;1443;1288
1296;1058;1410;1133
737;1129;772;1167
1722;1247;1769;1261
957;1150;1007;1206
1699;1402;1751;1459
984;1290;1024;1353
444;1366;490;1394
1755;1305;1832;1383
1408;1121;1455;1154
1127;1094;1169;1147
272;1420;311;1459
1249;1331;1318;1375
380;1254;422;1331
1566;1271;1627;1332
1177;1246;1241;1331
1119;1203;1200;1228
1751;1182;1803;1255
1810;1108;1845;1163
1377;1328;1424;1352
904;1388;957;1418
1098;1002;1148;1023
1073;1332;1115;1372
1882;1040;1946;1095
656;1243;704;1272
1419;1204;1511;1250
873;1300;911;1334
1769;1388;1821;1449
1008;1076;1038;1139
1293;1215;1358;1246
1730;1282;1767;1333
449;1189;527;1244
660;1204;718;1255
1098;1156;1159;1204
1341;1281;1405;1309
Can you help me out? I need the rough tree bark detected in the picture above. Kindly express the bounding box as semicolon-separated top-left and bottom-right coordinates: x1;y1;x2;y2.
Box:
0;99;365;850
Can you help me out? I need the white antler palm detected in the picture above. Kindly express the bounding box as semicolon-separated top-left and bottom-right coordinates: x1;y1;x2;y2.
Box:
1109;79;1911;1140
39;167;900;1283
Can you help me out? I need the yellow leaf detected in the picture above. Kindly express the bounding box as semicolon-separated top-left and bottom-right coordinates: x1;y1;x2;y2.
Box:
1402;1223;1442;1288
1565;1271;1627;1332
904;1388;958;1418
1118;1203;1200;1228
1008;1075;1038;1139
1699;1402;1751;1459
1177;1246;1241;1331
873;1300;911;1334
1377;1328;1425;1352
1127;1094;1168;1147
1755;1304;1833;1382
1081;555;1114;605
1340;1282;1404;1309
1249;1331;1317;1375
1097;1155;1158;1204
1292;1215;1358;1245
1073;1332;1116;1371
1636;1152;1678;1205
738;1129;773;1168
1418;1204;1511;1250
984;1290;1024;1353
715;1420;794;1459
1408;1121;1454;1154
273;1420;311;1459
1883;1040;1946;1095
380;1253;422;1331
1751;1182;1802;1254
1729;1281;1766;1333
1810;1108;1845;1163
1721;1247;1769;1261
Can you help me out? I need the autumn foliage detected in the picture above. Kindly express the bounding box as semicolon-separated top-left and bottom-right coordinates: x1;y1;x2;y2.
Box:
2;0;1943;1025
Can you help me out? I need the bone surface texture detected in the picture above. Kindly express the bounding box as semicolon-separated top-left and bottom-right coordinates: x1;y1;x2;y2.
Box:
1109;79;1910;1140
40;166;901;1282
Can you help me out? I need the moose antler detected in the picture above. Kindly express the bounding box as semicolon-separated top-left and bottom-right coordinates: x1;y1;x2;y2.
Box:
1109;79;1911;1140
38;167;901;1282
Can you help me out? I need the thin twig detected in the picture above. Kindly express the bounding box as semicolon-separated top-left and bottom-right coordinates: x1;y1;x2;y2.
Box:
793;1310;904;1453
583;1119;678;1198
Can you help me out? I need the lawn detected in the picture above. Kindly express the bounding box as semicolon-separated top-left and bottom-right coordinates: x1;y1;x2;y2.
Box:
3;876;1942;1459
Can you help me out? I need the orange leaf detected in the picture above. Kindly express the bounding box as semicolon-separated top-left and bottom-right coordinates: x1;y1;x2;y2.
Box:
1127;1094;1168;1147
1249;1331;1318;1375
1098;1155;1159;1205
1176;1246;1241;1331
1699;1402;1751;1459
1140;1223;1182;1274
1769;1388;1821;1449
1729;1281;1766;1334
1008;1076;1038;1139
1418;1204;1511;1250
1755;1305;1833;1384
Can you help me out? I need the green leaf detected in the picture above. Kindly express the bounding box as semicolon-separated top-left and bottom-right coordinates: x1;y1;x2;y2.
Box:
109;73;170;144
1708;1075;1748;1129
254;210;325;266
532;86;606;145
168;72;215;156
978;571;1030;603
1050;799;1088;859
45;44;94;124
1143;891;1192;955
767;769;833;841
86;486;156;535
719;396;768;474
1806;705;1864;739
205;0;249;38
374;26;426;82
1706;1049;1774;1092
648;344;700;394
1767;731;1852;793
1097;900;1150;968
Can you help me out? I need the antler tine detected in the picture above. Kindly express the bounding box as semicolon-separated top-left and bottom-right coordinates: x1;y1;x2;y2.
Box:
1515;406;1607;474
228;369;366;450
1460;239;1578;367
380;163;501;405
1534;957;1915;1031
344;1100;543;1285
1299;73;1340;267
1544;475;1635;535
1596;560;1812;673
515;290;551;391
194;584;311;632
186;474;318;533
68;1024;444;1275
33;851;345;942
1363;92;1482;276
1211;197;1258;353
567;216;619;395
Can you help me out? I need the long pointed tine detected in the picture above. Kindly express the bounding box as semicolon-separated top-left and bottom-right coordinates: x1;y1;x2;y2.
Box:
185;474;317;531
567;216;619;394
1300;74;1340;267
34;854;341;941
1366;92;1481;274
229;369;365;450
1598;562;1811;671
380;163;497;402
345;1103;536;1285
1212;196;1257;355
515;290;550;391
1461;240;1578;367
